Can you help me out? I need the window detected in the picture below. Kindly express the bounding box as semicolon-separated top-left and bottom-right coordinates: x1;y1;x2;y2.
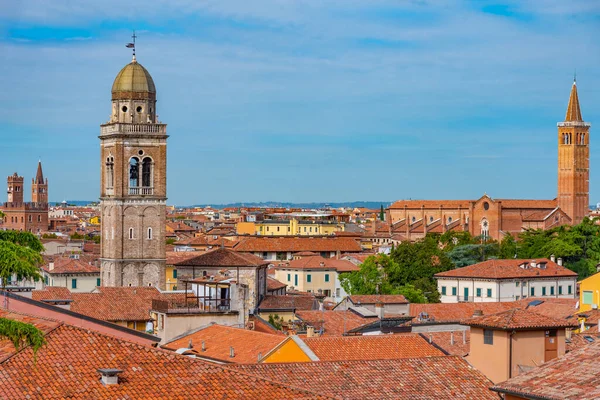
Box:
559;286;563;295
129;228;134;239
441;286;447;295
583;291;594;305
550;286;555;296
44;276;48;285
277;227;280;232
96;278;101;286
173;269;177;279
542;287;547;296
448;216;453;223
262;252;268;258
487;288;492;298
452;287;457;296
71;279;77;289
412;216;416;223
483;329;494;345
515;281;520;287
336;288;341;297
129;157;140;187
307;274;312;283
476;288;482;297
568;285;572;295
287;273;291;282
106;156;114;188
294;275;298;286
147;227;152;239
325;274;329;282
28;215;32;222
37;215;41;222
531;287;535;296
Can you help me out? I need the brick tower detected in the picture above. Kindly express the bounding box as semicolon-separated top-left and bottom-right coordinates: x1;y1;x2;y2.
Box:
7;173;24;204
99;49;168;289
557;79;590;224
31;161;48;204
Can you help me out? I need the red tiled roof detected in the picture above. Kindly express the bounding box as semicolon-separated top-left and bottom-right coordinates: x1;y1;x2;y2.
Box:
0;310;61;362
435;258;577;279
303;334;444;361
232;356;497;400
259;295;318;311
162;324;286;364
0;312;330;399
32;286;73;301
235;237;362;253
166;221;196;231
42;257;100;275
495;198;557;209
295;310;372;336
389;200;473;209
281;256;359;272
267;277;287;291
166;250;200;265
174;248;269;267
462;308;578;330
348;295;408;305
492;339;600;400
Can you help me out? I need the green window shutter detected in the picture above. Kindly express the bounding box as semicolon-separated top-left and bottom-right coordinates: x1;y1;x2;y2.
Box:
550;286;555;295
452;287;457;296
325;274;329;282
96;278;101;286
531;287;535;296
307;274;311;283
441;286;446;295
487;289;492;298
542;287;547;296
287;274;291;282
173;269;177;279
568;285;572;294
583;291;594;305
476;288;482;297
71;279;77;289
559;286;563;295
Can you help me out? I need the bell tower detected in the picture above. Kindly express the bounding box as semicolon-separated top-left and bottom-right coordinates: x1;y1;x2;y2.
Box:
31;161;48;204
99;41;168;289
557;79;590;224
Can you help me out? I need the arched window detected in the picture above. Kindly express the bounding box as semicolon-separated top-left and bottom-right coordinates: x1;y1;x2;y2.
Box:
147;227;153;239
129;157;140;187
38;215;41;222
581;133;586;145
481;219;489;239
106;156;114;189
429;216;433;222
411;216;416;223
28;215;32;222
142;157;152;187
129;228;134;239
448;216;452;223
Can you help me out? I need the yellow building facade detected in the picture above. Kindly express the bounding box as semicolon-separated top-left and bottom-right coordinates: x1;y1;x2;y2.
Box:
236;219;344;236
274;268;337;297
579;272;600;312
165;265;178;291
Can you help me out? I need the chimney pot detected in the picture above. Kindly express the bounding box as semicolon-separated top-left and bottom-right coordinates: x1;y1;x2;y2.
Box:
307;326;315;338
230;346;235;358
472;309;483;317
97;369;123;386
462;330;466;344
550;254;556;262
450;332;454;346
557;257;563;266
201;340;206;352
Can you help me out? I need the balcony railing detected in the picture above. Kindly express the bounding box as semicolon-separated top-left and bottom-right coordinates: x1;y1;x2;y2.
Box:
100;123;167;136
129;187;153;195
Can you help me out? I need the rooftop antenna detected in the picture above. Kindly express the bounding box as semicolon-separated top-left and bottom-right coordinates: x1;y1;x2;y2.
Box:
126;30;137;62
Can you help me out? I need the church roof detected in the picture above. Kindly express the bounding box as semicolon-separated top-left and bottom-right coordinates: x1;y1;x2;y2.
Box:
565;81;583;122
35;161;44;184
112;57;156;96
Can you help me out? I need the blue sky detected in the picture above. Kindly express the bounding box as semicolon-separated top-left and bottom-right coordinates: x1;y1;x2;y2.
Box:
1;0;599;206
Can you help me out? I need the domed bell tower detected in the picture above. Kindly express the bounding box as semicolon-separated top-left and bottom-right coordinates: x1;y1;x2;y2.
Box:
99;43;168;289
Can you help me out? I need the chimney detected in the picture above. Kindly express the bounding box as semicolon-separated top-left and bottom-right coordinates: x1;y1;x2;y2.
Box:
201;341;206;352
97;369;123;386
450;332;454;346
375;301;385;319
472;309;483;317
307;326;315;338
550;254;556;263
229;347;235;358
557;257;563;266
428;334;432;344
188;339;193;349
462;330;466;344
48;262;54;271
258;352;262;362
531;260;537;268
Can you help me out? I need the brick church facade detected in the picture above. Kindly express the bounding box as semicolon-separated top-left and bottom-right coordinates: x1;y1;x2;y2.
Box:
1;161;49;233
387;81;590;242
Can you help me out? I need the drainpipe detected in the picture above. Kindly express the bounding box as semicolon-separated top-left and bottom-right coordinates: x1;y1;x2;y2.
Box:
508;330;516;379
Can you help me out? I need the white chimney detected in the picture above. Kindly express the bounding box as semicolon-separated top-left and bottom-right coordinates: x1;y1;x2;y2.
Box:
375;302;385;319
48;262;54;271
531;260;537;268
307;326;315;338
229;346;235;358
97;369;122;385
557;257;563;266
550;254;556;263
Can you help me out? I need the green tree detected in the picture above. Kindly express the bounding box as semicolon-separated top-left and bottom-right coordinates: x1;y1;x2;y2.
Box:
340;254;399;295
379;205;385;221
397;284;427;303
498;234;518;259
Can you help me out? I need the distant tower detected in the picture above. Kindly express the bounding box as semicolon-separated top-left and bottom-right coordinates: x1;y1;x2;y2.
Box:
31;161;48;204
557;79;590;224
7;173;24;204
99;46;168;289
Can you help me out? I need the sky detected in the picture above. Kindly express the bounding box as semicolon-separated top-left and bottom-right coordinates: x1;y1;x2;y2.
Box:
1;0;599;206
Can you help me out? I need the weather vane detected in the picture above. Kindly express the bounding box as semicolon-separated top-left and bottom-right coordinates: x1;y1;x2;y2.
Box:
126;31;137;60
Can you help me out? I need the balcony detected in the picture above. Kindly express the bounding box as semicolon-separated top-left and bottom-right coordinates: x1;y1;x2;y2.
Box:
100;123;167;136
129;187;153;195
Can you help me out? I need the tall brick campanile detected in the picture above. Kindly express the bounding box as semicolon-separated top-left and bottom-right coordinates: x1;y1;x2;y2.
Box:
558;80;590;224
99;52;168;289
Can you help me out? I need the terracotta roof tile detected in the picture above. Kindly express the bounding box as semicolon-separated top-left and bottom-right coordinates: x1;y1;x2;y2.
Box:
174;248;269;267
166;250;201;265
435;258;577;279
462;308;578;330
235;237;362;253
232;357;497;400
295;310;372;336
162;324;286;364
267;277;287;291
0;311;331;399
389;200;473;209
348;295;408;305
495;199;557;209
492;339;600;399
303;334;444;361
259;295;319;311
42;257;100;275
419;331;470;357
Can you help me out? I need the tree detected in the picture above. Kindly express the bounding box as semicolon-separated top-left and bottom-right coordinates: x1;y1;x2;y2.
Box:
397;284;427;303
498;234;517;259
340;254;400;295
379;205;385;221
